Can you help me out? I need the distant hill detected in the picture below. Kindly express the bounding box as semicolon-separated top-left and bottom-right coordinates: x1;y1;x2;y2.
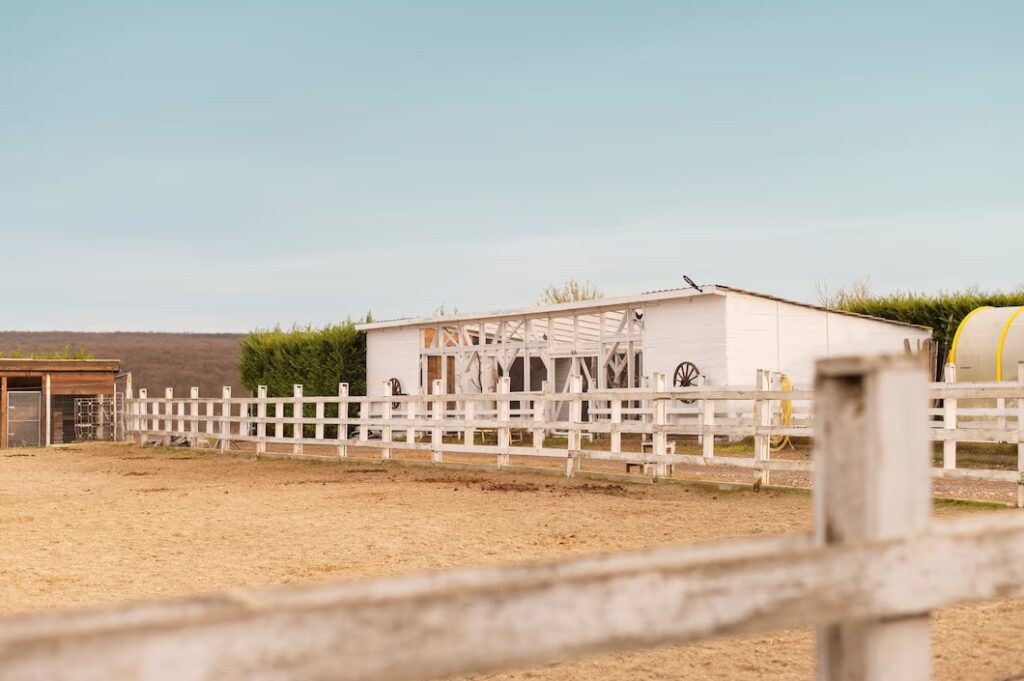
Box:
0;332;245;397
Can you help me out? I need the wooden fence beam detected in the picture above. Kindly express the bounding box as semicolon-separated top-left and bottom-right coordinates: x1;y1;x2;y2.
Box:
6;511;1024;681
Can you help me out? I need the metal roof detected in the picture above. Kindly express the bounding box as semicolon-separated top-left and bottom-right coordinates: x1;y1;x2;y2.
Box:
356;284;930;333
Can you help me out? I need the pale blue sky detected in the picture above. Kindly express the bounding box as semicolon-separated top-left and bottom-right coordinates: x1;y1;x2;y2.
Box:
1;1;1021;331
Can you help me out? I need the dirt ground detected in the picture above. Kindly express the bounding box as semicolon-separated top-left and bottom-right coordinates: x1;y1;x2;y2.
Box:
2;443;1024;681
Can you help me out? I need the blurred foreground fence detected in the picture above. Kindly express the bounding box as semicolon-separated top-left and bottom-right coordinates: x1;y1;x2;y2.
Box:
4;356;1024;680
125;362;1024;504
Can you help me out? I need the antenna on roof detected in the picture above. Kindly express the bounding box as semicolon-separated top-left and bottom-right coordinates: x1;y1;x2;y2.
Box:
683;275;703;293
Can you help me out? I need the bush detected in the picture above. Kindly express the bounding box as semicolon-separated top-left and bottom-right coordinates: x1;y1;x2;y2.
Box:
238;322;366;397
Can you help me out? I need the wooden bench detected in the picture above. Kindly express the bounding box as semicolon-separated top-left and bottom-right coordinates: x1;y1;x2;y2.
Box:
626;439;677;474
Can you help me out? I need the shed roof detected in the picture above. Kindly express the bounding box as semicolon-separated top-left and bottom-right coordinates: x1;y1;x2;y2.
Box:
355;284;930;333
0;359;121;374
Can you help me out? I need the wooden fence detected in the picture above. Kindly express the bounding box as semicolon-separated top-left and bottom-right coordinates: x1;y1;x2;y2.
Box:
5;355;1024;680
123;363;1024;504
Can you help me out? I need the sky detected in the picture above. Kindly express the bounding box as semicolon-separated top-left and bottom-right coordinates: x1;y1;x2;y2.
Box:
1;1;1021;331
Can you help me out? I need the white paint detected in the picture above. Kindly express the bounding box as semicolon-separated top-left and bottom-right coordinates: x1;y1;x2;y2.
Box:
724;292;932;386
366;326;422;396
643;295;728;385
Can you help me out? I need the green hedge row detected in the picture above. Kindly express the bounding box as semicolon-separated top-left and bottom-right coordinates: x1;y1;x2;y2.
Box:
238;322;366;397
835;289;1024;354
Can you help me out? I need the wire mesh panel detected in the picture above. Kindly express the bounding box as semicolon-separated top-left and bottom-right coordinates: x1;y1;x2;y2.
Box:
73;396;115;441
50;395;78;445
7;391;42;448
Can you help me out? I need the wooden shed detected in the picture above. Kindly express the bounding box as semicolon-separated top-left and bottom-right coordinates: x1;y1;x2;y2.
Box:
0;359;122;449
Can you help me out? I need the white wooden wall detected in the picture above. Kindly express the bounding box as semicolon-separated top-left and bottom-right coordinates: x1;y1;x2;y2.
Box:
365;327;422;396
724;292;932;386
643;295;728;385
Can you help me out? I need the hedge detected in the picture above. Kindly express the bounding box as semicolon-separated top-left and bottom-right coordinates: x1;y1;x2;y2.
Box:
238;322;366;397
834;288;1024;358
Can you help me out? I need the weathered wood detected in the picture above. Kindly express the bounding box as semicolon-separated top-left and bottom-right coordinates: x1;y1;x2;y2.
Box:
431;379;444;463
943;363;957;469
497;377;511;468
338;383;349;458
380;381;392;460
814;355;931;681
126;375;1024;488
256;386;267;455
1018;363;1024;508
220;387;231;453
5;512;1024;681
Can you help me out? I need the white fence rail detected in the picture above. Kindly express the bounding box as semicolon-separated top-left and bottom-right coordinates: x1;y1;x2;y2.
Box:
124;364;1024;503
5;356;1024;681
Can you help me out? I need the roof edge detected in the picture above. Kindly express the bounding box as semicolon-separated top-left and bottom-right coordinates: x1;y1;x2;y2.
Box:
355;284;932;334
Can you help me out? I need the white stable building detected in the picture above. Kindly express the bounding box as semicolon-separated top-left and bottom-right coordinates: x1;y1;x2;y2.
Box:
356;284;931;397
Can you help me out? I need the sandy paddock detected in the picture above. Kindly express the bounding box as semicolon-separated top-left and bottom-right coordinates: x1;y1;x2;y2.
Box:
2;443;1024;680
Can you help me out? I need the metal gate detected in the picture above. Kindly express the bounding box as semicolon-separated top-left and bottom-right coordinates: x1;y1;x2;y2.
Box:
7;391;41;448
73;396;116;441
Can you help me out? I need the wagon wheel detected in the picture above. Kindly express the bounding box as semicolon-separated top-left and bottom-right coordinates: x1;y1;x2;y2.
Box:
673;361;701;404
388;378;403;410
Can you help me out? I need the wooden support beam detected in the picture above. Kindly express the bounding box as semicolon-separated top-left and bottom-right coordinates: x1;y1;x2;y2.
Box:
220;387;232;453
43;375;51;448
1018;363;1024;509
190;388;200;449
943;363;957;469
337;383;349;459
0;375;7;449
431;379;444;463
292;385;304;456
381;380;393;460
814;355;931;681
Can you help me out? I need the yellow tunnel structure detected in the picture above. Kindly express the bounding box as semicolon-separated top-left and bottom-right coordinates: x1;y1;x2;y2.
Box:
949;306;1024;382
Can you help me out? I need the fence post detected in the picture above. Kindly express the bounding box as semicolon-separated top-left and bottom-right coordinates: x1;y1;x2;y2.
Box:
406;392;417;445
315;396;325;442
175;390;185;437
497;377;511;468
700;375;715;460
610;395;622;456
189;388;199;449
338;383;349;459
206;395;216;439
753;370;770;486
814;355;931;681
256;386;267;456
137;389;148;443
651;372;668;479
292;385;304;456
381;380;393;460
359;396;369;444
163;388;173;447
1018;363;1024;508
220;387;231;453
431;379;444;463
124;383;134;442
532;381;547;450
943;363;957;469
464;395;476;448
567;374;583;477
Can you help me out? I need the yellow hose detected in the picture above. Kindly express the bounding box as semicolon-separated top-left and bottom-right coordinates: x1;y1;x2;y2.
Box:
770;374;794;452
